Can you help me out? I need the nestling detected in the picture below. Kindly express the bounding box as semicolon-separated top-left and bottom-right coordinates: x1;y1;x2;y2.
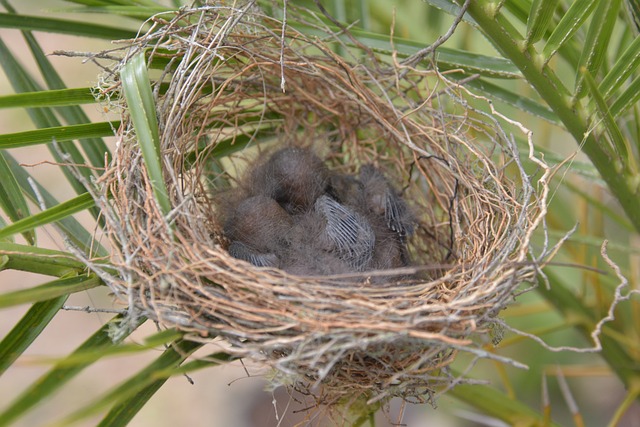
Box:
223;195;293;268
222;147;415;278
328;164;415;270
249;147;330;214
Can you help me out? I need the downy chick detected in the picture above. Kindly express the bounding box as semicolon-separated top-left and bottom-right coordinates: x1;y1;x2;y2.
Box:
280;213;354;276
224;195;293;268
358;165;415;238
278;195;375;276
328;165;414;270
250;147;330;214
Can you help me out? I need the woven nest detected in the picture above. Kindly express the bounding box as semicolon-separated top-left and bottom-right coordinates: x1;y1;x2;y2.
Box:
90;4;553;406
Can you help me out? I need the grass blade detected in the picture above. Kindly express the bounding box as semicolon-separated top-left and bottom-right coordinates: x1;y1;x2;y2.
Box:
0;242;86;277
0;35;102;202
58;5;173;19
0;314;146;426
582;68;638;174
459;77;559;124
97;352;232;427
0;151;35;244
0;12;135;39
2;153;107;257
626;0;640;33
49;329;186;368
435;47;522;78
543;0;598;63
599;35;640;100
2;0;112;180
0;296;67;376
58;339;202;426
610;73;640;118
421;0;478;25
0;88;96;109
500;0;532;25
0;217;8;242
0;122;118;149
0;193;95;241
120;53;171;216
20;28;112;168
449;380;563;427
526;0;560;46
0;274;102;308
574;0;623;98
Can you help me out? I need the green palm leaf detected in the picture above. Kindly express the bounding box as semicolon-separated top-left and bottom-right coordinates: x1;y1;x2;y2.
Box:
0;12;135;39
0;314;146;426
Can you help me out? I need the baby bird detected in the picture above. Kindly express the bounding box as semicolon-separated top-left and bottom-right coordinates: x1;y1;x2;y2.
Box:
280;196;375;275
249;147;330;214
223;147;414;279
328;165;414;270
224;195;293;268
357;165;415;238
312;195;375;271
227;241;278;268
280;219;353;276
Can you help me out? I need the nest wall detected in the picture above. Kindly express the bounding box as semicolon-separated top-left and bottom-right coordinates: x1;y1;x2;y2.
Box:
91;4;551;404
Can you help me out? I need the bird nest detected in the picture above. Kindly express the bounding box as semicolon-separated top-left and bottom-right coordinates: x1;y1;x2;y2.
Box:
89;3;554;407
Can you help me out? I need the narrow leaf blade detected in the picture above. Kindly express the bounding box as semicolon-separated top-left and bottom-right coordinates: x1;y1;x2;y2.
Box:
526;0;560;45
0;88;97;109
0;296;67;376
0;242;87;277
0;12;135;39
0;121;118;149
2;152;107;257
59;340;201;426
98;352;232;427
543;0;598;62
575;0;623;98
599;35;640;100
0;314;146;426
582;68;637;174
0;193;96;242
449;379;563;427
56;5;173;19
20;30;112;168
459;77;559;123
0;36;101;201
0;274;102;308
610;73;640;117
120;53;171;216
0;151;34;244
